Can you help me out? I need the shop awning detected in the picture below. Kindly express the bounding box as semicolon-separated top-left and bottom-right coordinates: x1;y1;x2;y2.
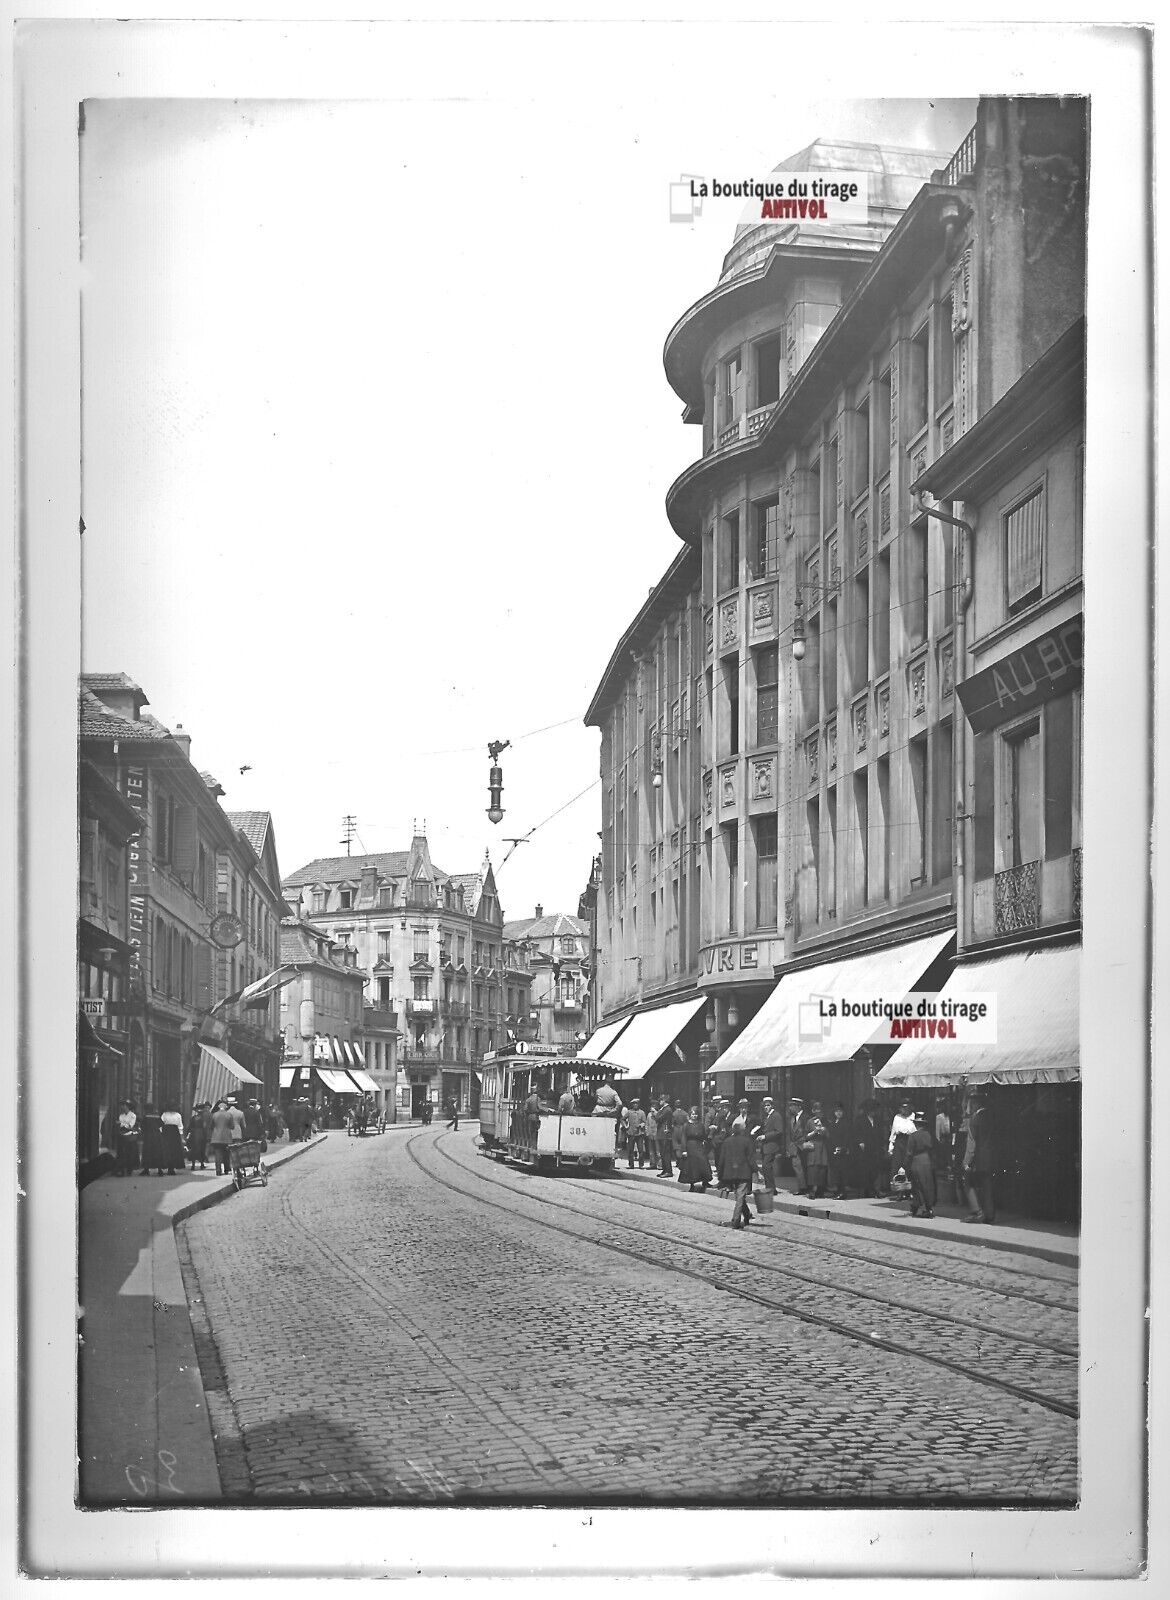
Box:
577;1015;634;1061
875;944;1080;1088
78;1012;123;1056
346;1067;380;1095
708;930;954;1072
339;1040;357;1068
602;996;707;1082
350;1041;366;1067
315;1066;357;1095
279;1067;297;1089
195;1044;264;1106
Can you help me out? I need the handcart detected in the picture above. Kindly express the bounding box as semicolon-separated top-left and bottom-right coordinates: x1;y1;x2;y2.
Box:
346;1106;384;1136
228;1139;269;1190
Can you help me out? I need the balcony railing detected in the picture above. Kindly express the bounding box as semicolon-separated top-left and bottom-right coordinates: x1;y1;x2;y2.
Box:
994;862;1040;936
406;998;435;1017
442;1000;470;1020
941;125;977;186
553;997;584;1015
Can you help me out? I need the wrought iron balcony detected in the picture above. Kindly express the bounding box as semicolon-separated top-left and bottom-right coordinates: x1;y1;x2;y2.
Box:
994;862;1040;936
406;997;435;1017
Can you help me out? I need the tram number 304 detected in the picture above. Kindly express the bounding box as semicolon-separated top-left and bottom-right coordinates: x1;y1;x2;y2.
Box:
566;1126;588;1138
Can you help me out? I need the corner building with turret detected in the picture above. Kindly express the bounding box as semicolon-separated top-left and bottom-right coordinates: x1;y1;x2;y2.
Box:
586;101;1085;1219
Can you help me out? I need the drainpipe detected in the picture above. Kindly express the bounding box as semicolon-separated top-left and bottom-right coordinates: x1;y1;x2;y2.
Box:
915;493;975;955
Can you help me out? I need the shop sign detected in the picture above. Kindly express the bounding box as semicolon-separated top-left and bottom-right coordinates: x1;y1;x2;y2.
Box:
81;998;106;1018
958;614;1082;734
744;1073;770;1092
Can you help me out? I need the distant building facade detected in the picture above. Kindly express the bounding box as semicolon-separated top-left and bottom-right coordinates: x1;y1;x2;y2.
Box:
283;833;533;1118
501;907;590;1052
278;919;374;1116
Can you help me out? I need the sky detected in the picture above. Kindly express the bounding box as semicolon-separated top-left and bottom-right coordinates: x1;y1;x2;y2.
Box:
78;52;975;920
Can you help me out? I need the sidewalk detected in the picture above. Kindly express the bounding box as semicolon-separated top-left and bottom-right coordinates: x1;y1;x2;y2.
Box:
616;1163;1078;1267
78;1132;328;1505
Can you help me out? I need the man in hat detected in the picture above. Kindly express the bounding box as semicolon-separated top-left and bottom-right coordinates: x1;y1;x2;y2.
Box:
787;1097;810;1194
655;1094;674;1177
721;1114;759;1230
592;1078;623;1117
625;1098;648;1168
852;1098;881;1197
758;1095;784;1194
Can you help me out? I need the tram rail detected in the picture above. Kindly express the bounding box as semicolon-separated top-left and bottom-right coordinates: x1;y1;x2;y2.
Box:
411;1129;1078;1422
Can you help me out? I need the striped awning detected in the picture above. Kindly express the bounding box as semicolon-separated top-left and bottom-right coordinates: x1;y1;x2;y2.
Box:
709;930;953;1073
195;1044;263;1106
340;1040;357;1068
876;945;1080;1088
346;1068;380;1095
350;1041;366;1067
315;1066;357;1095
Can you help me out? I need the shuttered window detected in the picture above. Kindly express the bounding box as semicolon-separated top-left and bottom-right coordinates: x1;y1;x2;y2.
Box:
1005;486;1044;613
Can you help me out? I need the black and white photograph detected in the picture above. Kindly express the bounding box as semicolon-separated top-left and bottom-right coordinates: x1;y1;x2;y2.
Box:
9;13;1156;1587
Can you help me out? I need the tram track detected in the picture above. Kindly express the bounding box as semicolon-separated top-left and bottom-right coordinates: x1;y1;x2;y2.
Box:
410;1130;1078;1421
194;1150;600;1498
479;1146;1078;1315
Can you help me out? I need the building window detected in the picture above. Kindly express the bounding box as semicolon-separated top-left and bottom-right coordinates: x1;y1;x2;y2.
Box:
750;497;780;579
853;772;869;908
719;510;740;593
338;887;353;910
377;930;393;959
311;889;325;913
722;350;741;431
851;398;870;502
1005;485;1045;614
378;884;394;908
702;525;714;596
1003;720;1042;868
932;722;954;884
876;370;892;471
908;323;930;435
754;646;779;746
753;814;778;929
377;976;391;1007
755;332;784;408
908;735;928;886
412;976;430;1000
824;437;839;530
413;928;429;962
936;295;954;404
724;823;738;935
153;790;174;865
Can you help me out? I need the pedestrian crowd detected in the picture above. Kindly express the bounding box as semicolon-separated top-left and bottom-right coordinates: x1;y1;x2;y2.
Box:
610;1085;996;1228
110;1095;291;1179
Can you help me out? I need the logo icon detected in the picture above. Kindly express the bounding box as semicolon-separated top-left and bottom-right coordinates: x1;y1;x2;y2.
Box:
797;994;835;1044
669;174;706;224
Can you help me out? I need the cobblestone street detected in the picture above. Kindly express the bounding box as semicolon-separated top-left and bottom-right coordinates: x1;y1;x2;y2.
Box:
177;1126;1078;1505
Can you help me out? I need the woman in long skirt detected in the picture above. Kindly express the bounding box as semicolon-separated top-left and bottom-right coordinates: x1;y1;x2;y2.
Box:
905;1113;937;1217
186;1102;210;1169
681;1108;711;1193
159;1104;186;1176
138;1103;165;1176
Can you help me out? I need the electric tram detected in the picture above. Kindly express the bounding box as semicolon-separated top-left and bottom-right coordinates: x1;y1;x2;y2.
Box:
477;1046;628;1173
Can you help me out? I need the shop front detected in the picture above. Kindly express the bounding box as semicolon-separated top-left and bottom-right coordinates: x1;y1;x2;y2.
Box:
586;996;707;1114
875;941;1080;1221
707;929;956;1134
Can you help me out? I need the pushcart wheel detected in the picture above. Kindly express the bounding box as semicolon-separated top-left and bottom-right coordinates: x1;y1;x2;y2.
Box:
233;1168;244;1191
259;1162;269;1186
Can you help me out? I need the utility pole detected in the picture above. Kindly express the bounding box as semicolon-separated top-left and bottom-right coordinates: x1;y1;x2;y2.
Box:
341;814;356;856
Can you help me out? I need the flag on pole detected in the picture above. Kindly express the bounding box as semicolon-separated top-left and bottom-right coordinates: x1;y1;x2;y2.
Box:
211;965;297;1015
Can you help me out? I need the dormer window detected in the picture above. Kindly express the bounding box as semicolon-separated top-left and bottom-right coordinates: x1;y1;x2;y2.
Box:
378;885;394;908
338;888;353;910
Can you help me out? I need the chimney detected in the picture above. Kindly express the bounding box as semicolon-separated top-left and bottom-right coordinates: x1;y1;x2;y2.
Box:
535;903;543;919
360;865;378;900
172;723;192;760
